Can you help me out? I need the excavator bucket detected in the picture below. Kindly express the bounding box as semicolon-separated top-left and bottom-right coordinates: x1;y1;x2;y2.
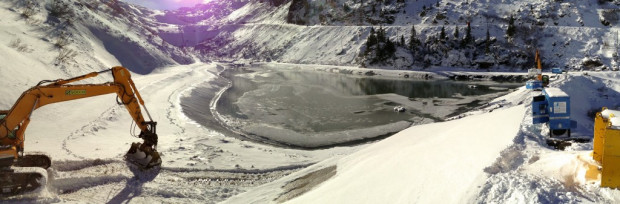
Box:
125;142;161;169
125;121;161;169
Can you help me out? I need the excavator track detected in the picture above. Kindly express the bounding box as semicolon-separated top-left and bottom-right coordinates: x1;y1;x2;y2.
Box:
0;169;43;195
0;154;50;196
15;154;52;169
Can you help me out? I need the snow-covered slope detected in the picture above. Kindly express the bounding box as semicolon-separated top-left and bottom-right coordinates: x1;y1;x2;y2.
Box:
2;0;193;76
0;7;362;202
287;104;526;203
154;0;620;70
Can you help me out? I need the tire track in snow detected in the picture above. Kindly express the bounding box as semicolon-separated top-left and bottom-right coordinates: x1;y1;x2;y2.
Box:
47;159;308;202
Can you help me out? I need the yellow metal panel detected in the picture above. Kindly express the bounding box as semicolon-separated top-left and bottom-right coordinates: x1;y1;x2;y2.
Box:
604;130;620;156
0;146;18;159
602;155;620;188
594;113;607;164
594;108;620;188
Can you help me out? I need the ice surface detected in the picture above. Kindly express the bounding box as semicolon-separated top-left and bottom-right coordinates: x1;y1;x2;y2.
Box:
242;121;413;147
205;65;517;148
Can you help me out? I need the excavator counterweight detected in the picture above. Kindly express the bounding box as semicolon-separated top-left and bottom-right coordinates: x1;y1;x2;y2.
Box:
0;66;161;196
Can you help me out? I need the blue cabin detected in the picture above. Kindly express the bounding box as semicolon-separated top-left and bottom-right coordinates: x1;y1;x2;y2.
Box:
551;68;563;74
532;87;571;137
545;88;571;136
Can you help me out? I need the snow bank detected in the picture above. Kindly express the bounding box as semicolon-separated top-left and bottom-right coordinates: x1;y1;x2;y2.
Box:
286;105;525;203
601;109;620;129
601;109;620;119
524;151;601;187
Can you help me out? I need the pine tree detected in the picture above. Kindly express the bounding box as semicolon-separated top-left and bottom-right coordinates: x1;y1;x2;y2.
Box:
485;27;491;54
466;22;472;43
366;34;377;49
377;26;386;43
400;35;405;46
507;15;516;38
365;28;378;55
408;25;420;51
385;39;396;59
462;22;473;46
454;26;459;39
440;26;446;41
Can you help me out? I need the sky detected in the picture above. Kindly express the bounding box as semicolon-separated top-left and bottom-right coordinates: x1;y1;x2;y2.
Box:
122;0;210;10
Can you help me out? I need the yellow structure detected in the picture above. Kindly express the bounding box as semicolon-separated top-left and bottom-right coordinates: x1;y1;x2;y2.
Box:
0;67;162;194
594;109;608;163
535;49;543;81
593;107;620;188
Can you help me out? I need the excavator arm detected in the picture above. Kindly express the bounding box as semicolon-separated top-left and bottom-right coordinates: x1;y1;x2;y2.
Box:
0;67;160;175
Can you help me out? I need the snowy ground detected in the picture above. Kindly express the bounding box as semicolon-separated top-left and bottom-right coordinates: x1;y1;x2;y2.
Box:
2;62;364;202
4;58;620;203
4;0;620;202
24;65;620;203
4;61;620;203
224;71;620;204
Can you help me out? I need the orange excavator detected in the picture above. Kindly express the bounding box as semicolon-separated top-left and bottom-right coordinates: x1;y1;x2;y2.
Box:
0;66;161;195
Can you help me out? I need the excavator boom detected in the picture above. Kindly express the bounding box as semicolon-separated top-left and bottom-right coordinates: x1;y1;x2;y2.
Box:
0;66;160;195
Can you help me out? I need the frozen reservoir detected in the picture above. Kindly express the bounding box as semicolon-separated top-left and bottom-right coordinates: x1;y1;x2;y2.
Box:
182;64;520;148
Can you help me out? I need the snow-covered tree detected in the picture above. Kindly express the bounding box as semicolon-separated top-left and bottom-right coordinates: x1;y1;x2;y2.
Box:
364;26;396;64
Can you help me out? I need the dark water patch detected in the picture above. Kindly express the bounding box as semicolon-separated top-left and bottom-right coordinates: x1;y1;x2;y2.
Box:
383;101;400;106
466;99;484;108
407;109;443;123
449;74;529;83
